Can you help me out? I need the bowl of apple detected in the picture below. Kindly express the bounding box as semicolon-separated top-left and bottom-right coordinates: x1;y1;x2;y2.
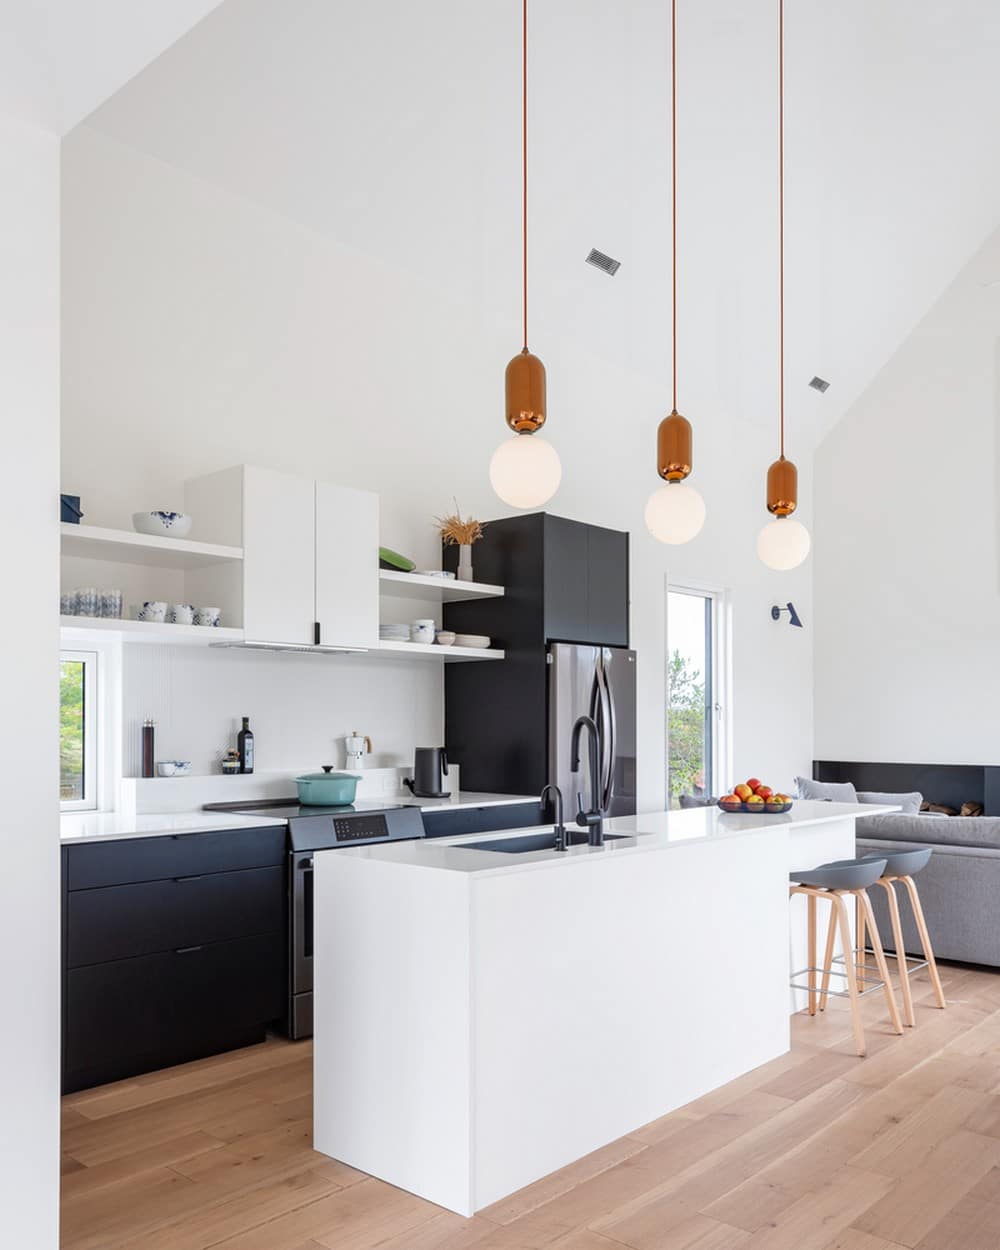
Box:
718;779;792;814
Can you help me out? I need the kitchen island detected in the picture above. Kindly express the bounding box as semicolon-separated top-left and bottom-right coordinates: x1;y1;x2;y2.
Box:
313;801;889;1217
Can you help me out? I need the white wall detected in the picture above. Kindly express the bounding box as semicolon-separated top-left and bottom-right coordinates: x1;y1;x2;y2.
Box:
122;644;442;778
815;223;1000;765
62;121;814;805
0;114;60;1249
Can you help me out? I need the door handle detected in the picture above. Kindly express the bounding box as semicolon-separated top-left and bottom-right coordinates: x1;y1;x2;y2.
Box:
172;875;203;883
174;945;203;955
599;654;617;810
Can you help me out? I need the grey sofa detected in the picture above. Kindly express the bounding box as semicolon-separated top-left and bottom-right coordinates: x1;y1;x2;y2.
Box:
857;812;1000;967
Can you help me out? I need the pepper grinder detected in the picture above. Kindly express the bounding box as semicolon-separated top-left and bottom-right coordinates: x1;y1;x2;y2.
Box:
141;718;156;779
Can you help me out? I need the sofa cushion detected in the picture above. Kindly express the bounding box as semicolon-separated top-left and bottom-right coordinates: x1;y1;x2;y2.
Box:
857;790;923;814
857;811;1000;851
795;776;858;803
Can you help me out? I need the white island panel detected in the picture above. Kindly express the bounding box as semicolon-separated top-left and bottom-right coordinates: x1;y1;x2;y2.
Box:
470;828;789;1210
312;857;473;1215
312;801;889;1217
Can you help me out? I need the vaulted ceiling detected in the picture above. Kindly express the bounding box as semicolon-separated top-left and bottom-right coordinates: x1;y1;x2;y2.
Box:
0;0;223;133
73;0;1000;444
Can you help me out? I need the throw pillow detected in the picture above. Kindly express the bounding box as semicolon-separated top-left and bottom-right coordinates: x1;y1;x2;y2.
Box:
857;790;923;815
794;777;859;803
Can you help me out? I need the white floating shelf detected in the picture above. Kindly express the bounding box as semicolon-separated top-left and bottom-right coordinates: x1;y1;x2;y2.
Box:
60;616;246;647
376;640;505;662
60;523;243;569
378;570;504;602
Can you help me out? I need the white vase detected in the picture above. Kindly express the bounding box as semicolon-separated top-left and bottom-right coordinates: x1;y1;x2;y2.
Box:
457;544;474;582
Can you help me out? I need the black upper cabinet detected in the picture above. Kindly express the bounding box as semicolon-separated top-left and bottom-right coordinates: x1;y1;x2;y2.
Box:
543;516;628;647
542;516;590;644
584;523;630;649
444;513;629;650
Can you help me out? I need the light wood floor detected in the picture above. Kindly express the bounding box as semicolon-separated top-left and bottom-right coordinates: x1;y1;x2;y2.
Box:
61;962;1000;1250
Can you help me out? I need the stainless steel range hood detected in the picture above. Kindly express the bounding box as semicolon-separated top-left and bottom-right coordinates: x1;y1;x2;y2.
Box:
209;641;368;655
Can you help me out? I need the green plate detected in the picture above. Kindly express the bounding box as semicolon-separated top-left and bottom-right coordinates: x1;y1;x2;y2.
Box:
379;546;415;572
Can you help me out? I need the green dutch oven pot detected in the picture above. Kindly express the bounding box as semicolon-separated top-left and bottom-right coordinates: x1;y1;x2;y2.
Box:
294;767;360;806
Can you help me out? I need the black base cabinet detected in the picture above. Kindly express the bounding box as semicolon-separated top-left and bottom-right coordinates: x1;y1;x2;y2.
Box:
62;827;286;1094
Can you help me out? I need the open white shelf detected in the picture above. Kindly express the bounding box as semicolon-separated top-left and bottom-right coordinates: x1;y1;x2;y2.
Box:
60;616;246;647
60;523;243;569
376;639;505;662
378;570;504;602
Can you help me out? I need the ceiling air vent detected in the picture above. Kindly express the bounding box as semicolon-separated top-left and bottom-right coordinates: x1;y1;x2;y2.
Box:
808;376;830;393
586;248;621;277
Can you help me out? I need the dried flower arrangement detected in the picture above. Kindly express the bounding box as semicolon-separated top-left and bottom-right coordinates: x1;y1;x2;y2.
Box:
436;502;485;547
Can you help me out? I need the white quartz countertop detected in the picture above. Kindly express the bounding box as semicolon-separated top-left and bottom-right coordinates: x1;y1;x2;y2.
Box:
59;791;537;844
324;801;898;877
410;792;537;811
59;810;289;843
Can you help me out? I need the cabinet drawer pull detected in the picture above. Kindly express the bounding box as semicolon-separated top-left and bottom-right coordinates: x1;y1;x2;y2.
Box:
174;945;203;955
173;875;203;883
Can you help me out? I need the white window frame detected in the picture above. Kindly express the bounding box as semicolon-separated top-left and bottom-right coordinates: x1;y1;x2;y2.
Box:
59;633;122;814
665;581;733;804
60;649;99;812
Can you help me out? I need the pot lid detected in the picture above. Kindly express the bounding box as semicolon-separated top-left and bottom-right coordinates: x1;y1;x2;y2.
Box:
296;770;355;782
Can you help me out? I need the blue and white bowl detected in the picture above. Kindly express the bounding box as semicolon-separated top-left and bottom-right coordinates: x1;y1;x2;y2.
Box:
132;511;193;539
156;760;192;777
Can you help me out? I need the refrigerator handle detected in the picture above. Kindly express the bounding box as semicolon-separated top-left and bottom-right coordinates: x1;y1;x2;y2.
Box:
600;652;617;810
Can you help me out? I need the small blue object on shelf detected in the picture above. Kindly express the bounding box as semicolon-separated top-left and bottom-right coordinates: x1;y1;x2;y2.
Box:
61;494;83;523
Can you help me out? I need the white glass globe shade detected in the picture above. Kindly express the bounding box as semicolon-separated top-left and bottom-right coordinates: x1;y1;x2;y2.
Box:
489;433;562;508
757;516;811;570
644;482;706;545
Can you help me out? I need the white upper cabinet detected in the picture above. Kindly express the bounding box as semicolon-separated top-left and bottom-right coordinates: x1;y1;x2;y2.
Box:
314;481;378;651
244;467;316;647
185;465;377;650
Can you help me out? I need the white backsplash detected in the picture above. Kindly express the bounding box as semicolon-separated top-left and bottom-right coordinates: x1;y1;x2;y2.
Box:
127;766;459;814
122;643;444;779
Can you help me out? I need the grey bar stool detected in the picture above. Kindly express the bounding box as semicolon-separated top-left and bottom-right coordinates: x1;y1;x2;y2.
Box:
789;857;903;1056
855;848;946;1027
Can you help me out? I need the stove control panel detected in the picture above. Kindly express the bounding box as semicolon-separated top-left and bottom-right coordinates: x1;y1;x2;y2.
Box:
288;805;425;852
333;814;389;842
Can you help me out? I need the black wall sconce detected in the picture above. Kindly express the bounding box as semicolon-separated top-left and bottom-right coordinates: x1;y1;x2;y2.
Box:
771;601;803;628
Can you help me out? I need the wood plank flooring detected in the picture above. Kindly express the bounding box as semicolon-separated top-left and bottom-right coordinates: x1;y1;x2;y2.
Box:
61;963;1000;1250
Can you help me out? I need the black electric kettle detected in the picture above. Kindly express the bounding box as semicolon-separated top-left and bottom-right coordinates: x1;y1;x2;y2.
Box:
404;747;449;798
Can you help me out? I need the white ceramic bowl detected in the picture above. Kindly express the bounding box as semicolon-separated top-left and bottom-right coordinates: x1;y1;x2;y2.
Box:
454;634;491;649
132;511;193;538
156;760;192;777
436;631;456;646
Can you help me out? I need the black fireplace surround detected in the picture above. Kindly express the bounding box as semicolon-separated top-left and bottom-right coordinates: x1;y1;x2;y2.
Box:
813;760;1000;817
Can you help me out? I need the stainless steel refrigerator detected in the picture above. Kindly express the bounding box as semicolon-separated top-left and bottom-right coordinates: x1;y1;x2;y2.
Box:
548;643;637;818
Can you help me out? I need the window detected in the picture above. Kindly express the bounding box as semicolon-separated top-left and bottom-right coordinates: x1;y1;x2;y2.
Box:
60;650;99;811
666;587;729;808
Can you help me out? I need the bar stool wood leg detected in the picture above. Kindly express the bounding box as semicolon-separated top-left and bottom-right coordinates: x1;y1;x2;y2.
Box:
855;893;867;994
807;893;817;1015
857;889;904;1035
819;902;838;1012
877;879;915;1027
833;892;867;1057
899;873;946;1009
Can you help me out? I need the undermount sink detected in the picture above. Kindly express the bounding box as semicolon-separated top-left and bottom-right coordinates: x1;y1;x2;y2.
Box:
463;829;629;854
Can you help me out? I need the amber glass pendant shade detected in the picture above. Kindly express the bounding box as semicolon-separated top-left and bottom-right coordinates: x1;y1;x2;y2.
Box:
766;455;797;516
656;409;693;482
505;349;546;433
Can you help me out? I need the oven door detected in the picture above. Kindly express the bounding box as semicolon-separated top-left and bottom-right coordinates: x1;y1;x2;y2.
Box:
291;851;313;997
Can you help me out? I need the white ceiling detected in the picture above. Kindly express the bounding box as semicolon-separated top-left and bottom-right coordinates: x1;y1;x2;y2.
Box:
73;0;1000;441
0;0;223;132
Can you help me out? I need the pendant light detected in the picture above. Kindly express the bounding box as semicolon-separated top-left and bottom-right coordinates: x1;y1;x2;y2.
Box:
757;0;810;571
645;0;705;545
490;0;562;509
